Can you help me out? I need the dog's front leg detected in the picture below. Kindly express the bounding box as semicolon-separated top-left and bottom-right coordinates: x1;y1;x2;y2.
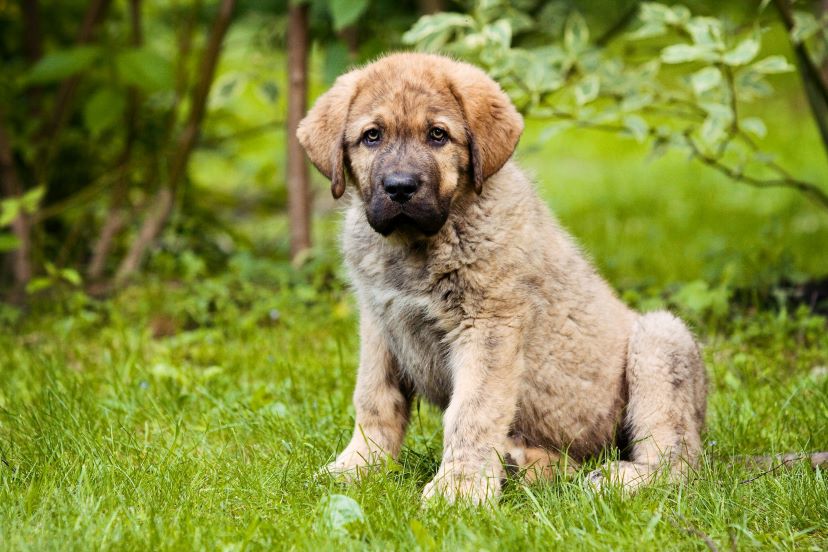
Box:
325;307;410;479
423;324;522;504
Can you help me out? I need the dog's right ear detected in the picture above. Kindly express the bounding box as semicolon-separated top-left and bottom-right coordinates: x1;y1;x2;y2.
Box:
445;60;523;194
296;69;362;199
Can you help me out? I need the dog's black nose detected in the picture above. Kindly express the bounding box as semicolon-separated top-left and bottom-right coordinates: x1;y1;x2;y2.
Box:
383;173;419;203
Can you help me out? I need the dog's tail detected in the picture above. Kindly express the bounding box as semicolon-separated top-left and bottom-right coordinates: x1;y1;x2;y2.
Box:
728;452;828;482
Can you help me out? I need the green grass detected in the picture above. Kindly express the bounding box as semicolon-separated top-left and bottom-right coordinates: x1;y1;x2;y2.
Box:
1;276;827;550
4;33;828;550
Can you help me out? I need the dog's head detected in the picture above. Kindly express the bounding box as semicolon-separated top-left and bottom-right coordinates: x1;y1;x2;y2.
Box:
297;53;523;237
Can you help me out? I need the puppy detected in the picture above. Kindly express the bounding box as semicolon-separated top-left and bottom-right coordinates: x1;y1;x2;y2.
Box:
297;53;707;503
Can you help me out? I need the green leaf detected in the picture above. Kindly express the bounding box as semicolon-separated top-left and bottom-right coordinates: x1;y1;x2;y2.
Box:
483;19;512;48
661;44;718;64
791;11;821;44
735;69;773;100
574;75;599;105
669;5;691;25
25;277;53;295
623;115;649;142
564;12;589;54
672;280;730;318
639;3;673;24
0;233;21;253
690;66;722;95
329;0;369;31
621;91;654;112
0;198;20;226
751;55;795;74
639;3;690;25
20;186;44;213
700;114;727;147
700;102;734;123
628;22;667;40
722;37;760;66
60;268;82;286
684;17;724;49
318;494;365;537
26;46;99;84
740;117;767;138
116;48;174;92
323;40;350;85
402;13;474;51
83;88;126;136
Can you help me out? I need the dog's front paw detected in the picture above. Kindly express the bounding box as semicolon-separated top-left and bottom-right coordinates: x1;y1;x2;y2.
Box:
422;465;501;505
584;461;653;493
318;448;386;482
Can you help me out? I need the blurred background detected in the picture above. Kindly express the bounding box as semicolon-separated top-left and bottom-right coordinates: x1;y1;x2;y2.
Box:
0;0;827;319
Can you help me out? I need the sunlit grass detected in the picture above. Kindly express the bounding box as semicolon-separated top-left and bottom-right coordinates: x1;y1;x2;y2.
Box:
1;278;826;550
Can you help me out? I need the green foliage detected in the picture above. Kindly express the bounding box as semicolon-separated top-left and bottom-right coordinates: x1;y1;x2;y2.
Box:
24;262;83;295
24;45;100;84
115;47;175;92
0;187;43;253
790;5;828;60
328;0;370;31
83;87;127;136
403;1;823;207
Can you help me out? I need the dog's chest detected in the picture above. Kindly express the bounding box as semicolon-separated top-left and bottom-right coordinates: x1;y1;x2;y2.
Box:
364;283;455;408
349;249;459;409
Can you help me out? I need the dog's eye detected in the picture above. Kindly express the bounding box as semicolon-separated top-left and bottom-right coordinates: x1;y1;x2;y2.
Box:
363;128;381;146
428;127;447;144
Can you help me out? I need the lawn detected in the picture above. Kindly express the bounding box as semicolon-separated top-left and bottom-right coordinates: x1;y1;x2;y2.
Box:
2;77;828;551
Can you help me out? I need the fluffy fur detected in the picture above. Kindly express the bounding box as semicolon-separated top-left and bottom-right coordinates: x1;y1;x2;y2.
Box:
297;53;707;503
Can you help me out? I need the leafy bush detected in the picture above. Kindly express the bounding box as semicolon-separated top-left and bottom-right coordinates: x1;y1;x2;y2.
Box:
403;1;828;211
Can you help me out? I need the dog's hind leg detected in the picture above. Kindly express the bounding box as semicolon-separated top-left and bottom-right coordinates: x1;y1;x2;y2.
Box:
588;311;707;491
505;436;578;483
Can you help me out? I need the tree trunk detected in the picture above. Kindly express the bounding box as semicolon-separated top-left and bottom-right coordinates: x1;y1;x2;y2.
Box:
774;0;828;160
286;3;311;259
0;118;32;303
114;0;236;287
87;0;143;281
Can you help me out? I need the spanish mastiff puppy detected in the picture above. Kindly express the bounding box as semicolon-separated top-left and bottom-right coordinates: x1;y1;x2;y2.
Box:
297;53;707;503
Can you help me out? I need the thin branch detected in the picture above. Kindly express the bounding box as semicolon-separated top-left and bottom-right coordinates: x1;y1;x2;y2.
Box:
87;0;143;281
734;451;828;484
114;0;237;287
528;106;828;212
684;134;828;211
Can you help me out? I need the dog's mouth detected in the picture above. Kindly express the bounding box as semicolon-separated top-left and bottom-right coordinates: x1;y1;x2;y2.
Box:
366;202;448;237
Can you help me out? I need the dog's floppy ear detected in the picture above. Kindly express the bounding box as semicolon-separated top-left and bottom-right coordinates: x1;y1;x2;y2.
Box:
447;61;524;194
297;69;362;199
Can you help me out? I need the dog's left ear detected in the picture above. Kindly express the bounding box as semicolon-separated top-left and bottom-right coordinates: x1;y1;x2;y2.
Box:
297;69;363;199
446;61;524;194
